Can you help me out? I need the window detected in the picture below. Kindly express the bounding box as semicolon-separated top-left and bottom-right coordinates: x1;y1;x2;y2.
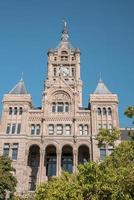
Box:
12;123;16;134
57;125;63;135
61;56;68;61
52;102;69;113
103;124;107;128
98;123;102;129
12;143;18;160
3;143;10;157
79;125;83;135
72;57;75;61
72;68;75;76
17;123;21;134
108;107;112;116
84;125;88;135
49;125;54;135
57;103;64;112
97;108;101;115
52;103;56;112
36;124;40;135
65;125;71;135
103;108;106;115
65;103;69;112
54;68;56;76
14;107;18;115
54;57;57;61
109;124;113;130
9;107;12;115
31;124;35;135
19;107;23;115
100;145;106;160
6;123;11;134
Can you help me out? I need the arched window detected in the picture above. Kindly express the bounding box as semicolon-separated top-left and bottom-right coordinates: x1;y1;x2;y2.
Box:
103;108;106;115
97;108;101;115
9;107;13;115
108;107;112;116
14;107;18;115
19;107;23;115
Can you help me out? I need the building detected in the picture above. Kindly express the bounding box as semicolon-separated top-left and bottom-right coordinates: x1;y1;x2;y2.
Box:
0;22;119;194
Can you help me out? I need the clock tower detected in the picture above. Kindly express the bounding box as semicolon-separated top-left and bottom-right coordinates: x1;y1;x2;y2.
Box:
43;22;83;110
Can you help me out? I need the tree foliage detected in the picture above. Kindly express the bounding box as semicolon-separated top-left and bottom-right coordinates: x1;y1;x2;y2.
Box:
0;156;17;200
34;172;82;200
34;140;134;200
96;128;120;147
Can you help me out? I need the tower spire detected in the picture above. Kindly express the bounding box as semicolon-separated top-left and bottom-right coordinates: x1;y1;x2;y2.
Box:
61;20;69;42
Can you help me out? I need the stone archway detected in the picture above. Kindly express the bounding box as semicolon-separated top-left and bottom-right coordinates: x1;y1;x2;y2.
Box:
45;145;57;177
78;145;90;164
27;145;40;191
61;145;73;173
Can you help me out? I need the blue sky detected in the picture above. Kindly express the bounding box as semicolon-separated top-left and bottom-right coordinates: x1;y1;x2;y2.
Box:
0;0;134;127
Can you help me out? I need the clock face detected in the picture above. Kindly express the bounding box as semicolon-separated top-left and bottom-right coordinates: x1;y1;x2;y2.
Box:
59;65;69;76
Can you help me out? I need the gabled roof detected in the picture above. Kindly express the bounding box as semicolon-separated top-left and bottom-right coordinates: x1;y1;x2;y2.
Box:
9;78;28;94
94;78;112;94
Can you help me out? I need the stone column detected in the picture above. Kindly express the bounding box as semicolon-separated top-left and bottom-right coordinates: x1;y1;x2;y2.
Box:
56;150;61;176
39;149;45;183
73;149;78;173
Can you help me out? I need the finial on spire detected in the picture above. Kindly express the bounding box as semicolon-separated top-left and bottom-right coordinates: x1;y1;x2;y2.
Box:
20;72;24;81
99;72;102;82
63;20;67;29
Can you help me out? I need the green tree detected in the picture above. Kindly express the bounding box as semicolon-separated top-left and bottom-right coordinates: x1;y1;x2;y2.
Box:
0;156;17;200
124;106;134;140
34;172;82;200
96;128;120;148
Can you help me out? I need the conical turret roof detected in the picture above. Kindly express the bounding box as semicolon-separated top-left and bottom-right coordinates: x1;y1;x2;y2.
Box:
94;78;112;94
9;78;28;94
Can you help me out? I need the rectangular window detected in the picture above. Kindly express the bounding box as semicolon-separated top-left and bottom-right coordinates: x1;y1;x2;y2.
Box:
100;145;106;160
12;143;18;160
12;123;16;134
54;68;56;76
103;124;107;129
3;143;10;157
17;123;21;134
65;103;69;112
72;68;75;76
49;125;54;135
52;103;56;112
84;125;88;135
57;125;63;135
6;123;11;134
98;124;102;129
31;124;35;135
65;125;71;135
109;124;113;130
79;125;83;135
57;103;64;112
36;124;40;135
